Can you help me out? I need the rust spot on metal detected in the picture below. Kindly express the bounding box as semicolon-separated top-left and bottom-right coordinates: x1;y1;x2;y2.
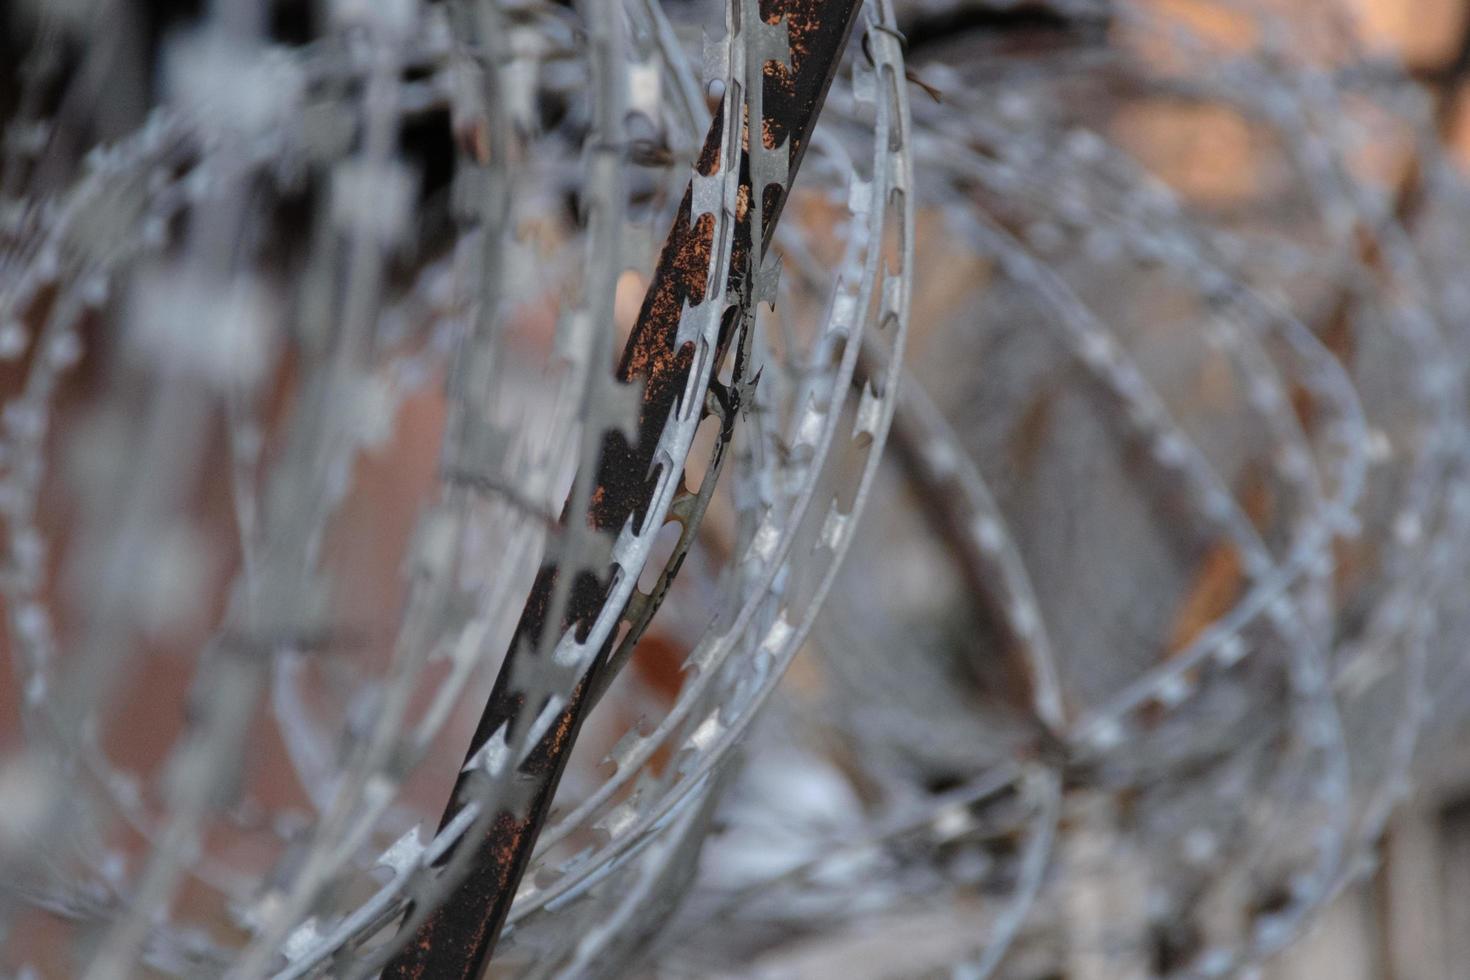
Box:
382;3;863;976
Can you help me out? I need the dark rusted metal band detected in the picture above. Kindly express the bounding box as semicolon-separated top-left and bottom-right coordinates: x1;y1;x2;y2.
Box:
383;2;861;976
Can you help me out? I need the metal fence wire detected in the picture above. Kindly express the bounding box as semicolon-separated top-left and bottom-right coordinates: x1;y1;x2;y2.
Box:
2;0;1470;977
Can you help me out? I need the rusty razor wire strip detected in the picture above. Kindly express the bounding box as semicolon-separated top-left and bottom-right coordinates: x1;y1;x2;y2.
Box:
381;1;863;976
